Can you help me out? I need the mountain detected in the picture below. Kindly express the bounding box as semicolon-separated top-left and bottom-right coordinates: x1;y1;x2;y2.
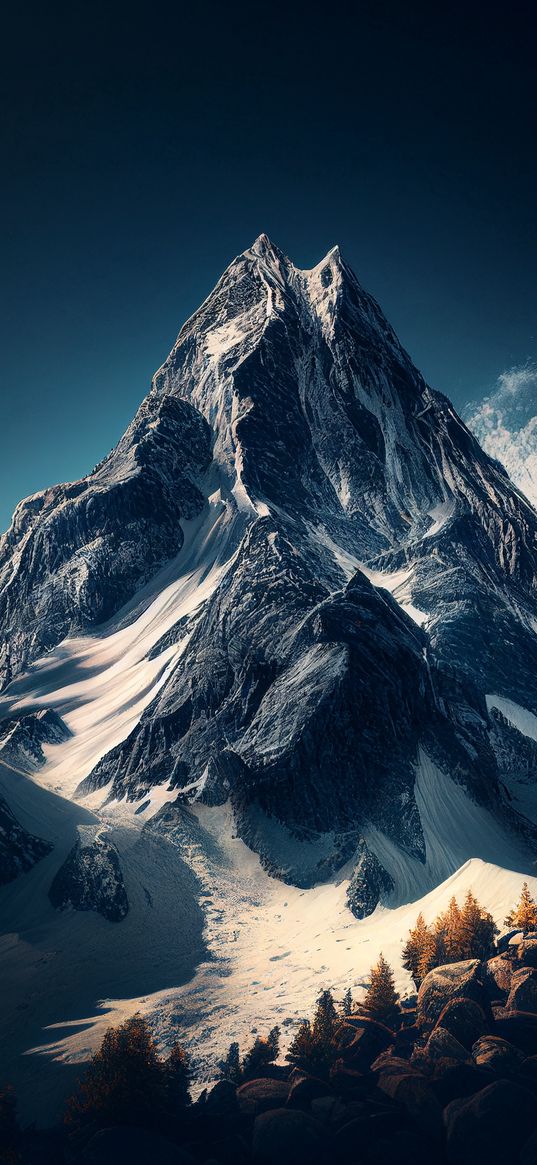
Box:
1;236;537;1119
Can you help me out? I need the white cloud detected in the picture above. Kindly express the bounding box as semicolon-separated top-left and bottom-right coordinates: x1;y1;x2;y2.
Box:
465;363;537;509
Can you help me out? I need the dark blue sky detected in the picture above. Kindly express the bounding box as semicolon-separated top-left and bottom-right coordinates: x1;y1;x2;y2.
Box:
1;0;536;532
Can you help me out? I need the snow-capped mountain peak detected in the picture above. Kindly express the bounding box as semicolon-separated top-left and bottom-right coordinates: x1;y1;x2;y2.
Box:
3;236;537;1118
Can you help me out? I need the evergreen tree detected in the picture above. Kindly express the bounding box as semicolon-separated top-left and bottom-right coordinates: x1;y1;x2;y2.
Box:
242;1028;279;1080
219;1041;242;1084
364;955;399;1025
163;1042;191;1109
312;989;337;1042
286;989;338;1077
342;987;353;1016
66;1014;166;1133
441;896;464;961
416;925;438;985
460;891;497;959
505;882;537;933
402;912;430;985
286;1019;315;1070
267;1026;280;1060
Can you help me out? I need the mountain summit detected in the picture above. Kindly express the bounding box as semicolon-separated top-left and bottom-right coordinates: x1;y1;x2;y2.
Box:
1;237;537;903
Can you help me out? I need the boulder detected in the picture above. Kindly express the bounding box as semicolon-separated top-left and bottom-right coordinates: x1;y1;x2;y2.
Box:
506;967;537;1011
337;1015;395;1065
444;1079;535;1164
370;1052;422;1076
519;938;537;969
496;929;523;954
364;1129;431;1165
237;1078;289;1115
434;997;488;1050
494;1010;537;1053
483;954;512;999
286;1074;332;1109
377;1072;443;1140
471;1034;525;1076
521;1127;537;1165
252;1107;327;1165
417;960;485;1029
521;1055;537;1085
328;1062;369;1097
431;1062;495;1107
334;1109;405;1153
425;1026;469;1064
393;1024;420;1056
203;1079;239;1115
310;1096;341;1123
76;1127;193;1165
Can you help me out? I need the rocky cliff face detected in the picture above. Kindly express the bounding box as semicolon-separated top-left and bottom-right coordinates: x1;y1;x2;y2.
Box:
1;236;537;910
0;394;211;686
0;794;52;884
48;827;128;922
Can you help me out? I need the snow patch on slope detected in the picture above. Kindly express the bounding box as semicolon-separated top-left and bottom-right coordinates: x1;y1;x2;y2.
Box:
359;564;428;626
486;694;537;742
0;494;244;800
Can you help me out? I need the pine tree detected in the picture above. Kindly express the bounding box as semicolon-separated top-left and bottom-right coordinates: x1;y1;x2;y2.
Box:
286;989;338;1077
441;896;464;961
66;1014;166;1133
402;912;430;985
267;1026;280;1060
312;989;337;1042
459;891;497;959
416;925;438;985
219;1041;242;1084
286;1019;314;1069
506;882;537;933
242;1029;279;1080
364;955;399;1025
342;987;353;1016
163;1043;191;1109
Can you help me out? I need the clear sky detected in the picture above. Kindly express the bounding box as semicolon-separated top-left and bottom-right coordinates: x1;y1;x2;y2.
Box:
1;0;536;532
